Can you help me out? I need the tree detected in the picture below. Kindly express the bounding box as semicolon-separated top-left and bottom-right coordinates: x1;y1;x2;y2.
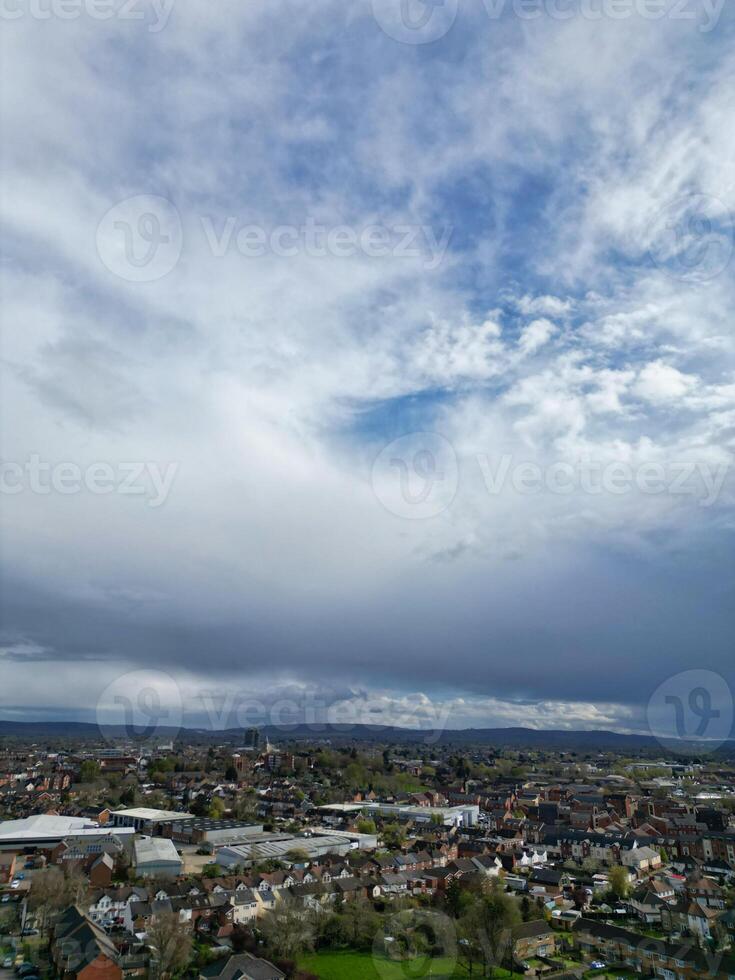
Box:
147;909;192;979
356;818;377;835
190;795;209;817
225;765;238;781
261;899;316;959
445;879;464;919
608;865;630;901
466;880;520;977
339;896;380;951
120;786;137;806
30;865;90;934
458;921;484;977
208;796;226;819
79;760;100;783
381;822;406;849
572;885;589;911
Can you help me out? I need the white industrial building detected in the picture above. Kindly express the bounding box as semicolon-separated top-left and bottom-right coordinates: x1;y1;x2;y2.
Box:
133;836;183;879
110;807;194;834
318;801;480;827
0;814;135;853
216;830;363;869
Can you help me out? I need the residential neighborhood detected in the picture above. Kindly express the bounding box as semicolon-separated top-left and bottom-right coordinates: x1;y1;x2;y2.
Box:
1;731;735;979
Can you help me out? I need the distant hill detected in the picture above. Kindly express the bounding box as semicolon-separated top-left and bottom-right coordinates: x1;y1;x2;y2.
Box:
0;717;730;753
265;724;673;750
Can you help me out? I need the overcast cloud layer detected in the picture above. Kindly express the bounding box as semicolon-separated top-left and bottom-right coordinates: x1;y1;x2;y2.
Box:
1;0;734;736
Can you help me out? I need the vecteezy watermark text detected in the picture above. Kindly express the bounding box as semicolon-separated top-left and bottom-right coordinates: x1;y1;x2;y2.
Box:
196;689;453;744
0;0;175;30
0;455;178;508
200;215;453;271
95;195;453;282
475;454;728;506
482;0;724;31
372;433;731;519
372;0;725;45
95;671;453;744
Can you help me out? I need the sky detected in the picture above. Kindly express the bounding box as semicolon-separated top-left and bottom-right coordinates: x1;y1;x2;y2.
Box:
1;0;734;741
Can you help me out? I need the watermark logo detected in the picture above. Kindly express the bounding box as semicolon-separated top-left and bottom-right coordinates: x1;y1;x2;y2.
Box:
372;909;457;978
648;193;734;283
647;669;734;753
372;0;726;40
193;688;452;744
371;437;730;518
371;0;459;44
96;194;182;282
372;432;459;519
96;669;183;742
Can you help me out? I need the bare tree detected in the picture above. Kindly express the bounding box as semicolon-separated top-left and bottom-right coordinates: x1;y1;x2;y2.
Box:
260;898;316;960
30;865;90;935
147;909;193;980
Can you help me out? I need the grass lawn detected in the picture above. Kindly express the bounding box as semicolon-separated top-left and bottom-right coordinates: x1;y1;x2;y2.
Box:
583;973;639;979
299;950;523;979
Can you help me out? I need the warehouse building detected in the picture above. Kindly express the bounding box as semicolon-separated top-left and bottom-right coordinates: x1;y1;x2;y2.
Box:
215;830;359;869
166;819;264;846
0;814;135;854
110;807;194;835
133;836;183;879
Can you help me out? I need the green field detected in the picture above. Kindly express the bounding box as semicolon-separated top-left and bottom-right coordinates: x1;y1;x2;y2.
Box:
299;951;522;979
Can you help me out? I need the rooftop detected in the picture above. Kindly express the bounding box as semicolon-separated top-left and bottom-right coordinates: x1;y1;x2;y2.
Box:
134;836;182;865
0;814;135;844
112;807;193;822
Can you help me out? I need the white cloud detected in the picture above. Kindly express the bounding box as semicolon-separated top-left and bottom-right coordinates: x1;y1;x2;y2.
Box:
518;317;557;356
634;361;699;404
1;3;734;718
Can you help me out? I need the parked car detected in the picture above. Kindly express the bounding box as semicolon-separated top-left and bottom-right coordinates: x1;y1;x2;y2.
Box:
3;957;14;969
17;965;38;975
2;894;10;903
590;962;606;970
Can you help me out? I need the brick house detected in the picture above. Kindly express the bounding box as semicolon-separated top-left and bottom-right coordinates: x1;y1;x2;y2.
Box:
0;851;17;883
512;920;557;961
571;918;731;978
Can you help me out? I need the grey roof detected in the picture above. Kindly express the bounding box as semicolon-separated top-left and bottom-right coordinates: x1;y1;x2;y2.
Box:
134;836;182;866
200;952;285;980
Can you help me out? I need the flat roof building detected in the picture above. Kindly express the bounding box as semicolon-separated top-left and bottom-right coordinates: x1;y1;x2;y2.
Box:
318;801;480;827
216;831;358;869
167;819;263;845
0;815;135;852
110;808;194;834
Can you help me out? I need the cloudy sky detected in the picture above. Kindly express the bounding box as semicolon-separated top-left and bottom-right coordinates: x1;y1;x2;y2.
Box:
1;0;734;739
